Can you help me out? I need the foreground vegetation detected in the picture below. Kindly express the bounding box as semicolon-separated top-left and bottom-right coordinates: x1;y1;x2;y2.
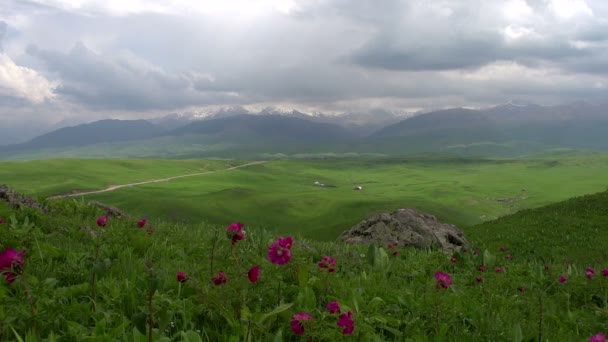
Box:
3;154;608;240
0;193;607;341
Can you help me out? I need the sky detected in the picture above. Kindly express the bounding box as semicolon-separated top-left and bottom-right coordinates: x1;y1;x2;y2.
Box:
1;0;608;141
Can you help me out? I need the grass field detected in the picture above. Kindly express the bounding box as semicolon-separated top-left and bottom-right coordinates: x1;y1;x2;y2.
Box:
3;154;608;241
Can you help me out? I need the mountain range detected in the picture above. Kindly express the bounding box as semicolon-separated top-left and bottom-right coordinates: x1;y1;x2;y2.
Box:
1;102;607;160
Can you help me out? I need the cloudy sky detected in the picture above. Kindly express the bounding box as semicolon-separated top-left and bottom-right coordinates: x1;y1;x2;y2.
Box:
1;0;608;140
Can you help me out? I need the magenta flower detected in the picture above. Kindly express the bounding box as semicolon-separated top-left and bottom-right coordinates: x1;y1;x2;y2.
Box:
495;267;504;273
392;250;399;256
559;275;567;284
177;271;188;283
450;257;457;264
248;265;260;283
226;222;246;245
589;332;606;342
602;269;608;277
212;271;228;286
505;254;513;260
586;267;595;279
96;215;108;227
290;312;313;336
0;248;26;284
476;276;483;283
267;236;293;265
499;246;507;252
137;218;147;228
319;256;337;273
387;243;393;249
0;217;4;224
337;310;355;335
517;285;526;292
435;271;453;289
327;300;341;314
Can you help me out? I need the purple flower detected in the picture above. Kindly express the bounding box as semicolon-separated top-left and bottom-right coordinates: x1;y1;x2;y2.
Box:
177;272;188;283
327;300;341;314
450;257;457;264
517;285;526;292
476;276;483;283
267;236;293;265
226;222;245;245
586;267;595;279
435;271;453;289
137;218;147;228
291;312;313;336
0;248;26;284
96;215;108;227
319;256;337;272
559;275;567;284
601;269;608;277
337;311;355;335
495;267;504;273
248;265;260;283
212;271;228;286
588;332;606;342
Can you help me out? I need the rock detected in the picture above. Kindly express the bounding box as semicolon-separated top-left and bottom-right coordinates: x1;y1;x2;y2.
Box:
0;184;48;213
338;208;469;252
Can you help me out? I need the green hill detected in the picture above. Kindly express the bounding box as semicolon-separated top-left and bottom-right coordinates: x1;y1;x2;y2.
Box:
468;190;608;265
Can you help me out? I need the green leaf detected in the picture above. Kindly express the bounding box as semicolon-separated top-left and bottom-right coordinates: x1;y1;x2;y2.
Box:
180;331;203;342
367;244;376;267
131;312;148;335
297;264;309;288
258;303;294;324
295;287;317;311
512;323;523;342
272;329;283;342
483;249;496;266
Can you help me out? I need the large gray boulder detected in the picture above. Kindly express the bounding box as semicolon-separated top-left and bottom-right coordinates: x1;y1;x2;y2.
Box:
339;208;469;252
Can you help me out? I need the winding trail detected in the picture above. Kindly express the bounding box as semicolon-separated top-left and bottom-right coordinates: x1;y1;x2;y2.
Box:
47;161;267;200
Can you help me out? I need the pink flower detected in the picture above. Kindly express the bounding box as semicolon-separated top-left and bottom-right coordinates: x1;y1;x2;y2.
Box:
0;217;4;224
499;246;507;252
392;250;399;256
248;265;260;283
267;237;293;265
450;257;457;264
387;243;393;249
327;300;341;314
479;265;487;272
476;276;483;283
589;332;606;342
586;267;595;279
435;271;453;289
0;248;26;284
212;271;228;286
517;285;526;292
137;218;147;228
337;310;355;335
601;269;608;277
559;275;567;284
226;222;246;245
495;267;504;273
96;215;108;227
505;254;513;260
177;272;188;283
290;312;313;336
319;256;337;272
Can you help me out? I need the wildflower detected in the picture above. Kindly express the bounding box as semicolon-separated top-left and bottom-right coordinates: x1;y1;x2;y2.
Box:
559;275;567;284
473;248;480;256
327;300;341;314
506;254;513;260
0;248;26;283
499;246;507;252
137;218;147;228
479;265;487;272
476;276;483;283
248;265;260;283
588;332;606;342
450;257;457;264
96;215;108;227
226;222;246;245
517;285;526;292
290;312;313;336
319;256;337;272
392;250;399;256
435;271;453;289
602;269;608;277
212;271;228;285
495;267;504;273
586;267;595;279
0;217;4;224
337;310;355;335
177;272;188;283
387;243;393;249
267;236;293;265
